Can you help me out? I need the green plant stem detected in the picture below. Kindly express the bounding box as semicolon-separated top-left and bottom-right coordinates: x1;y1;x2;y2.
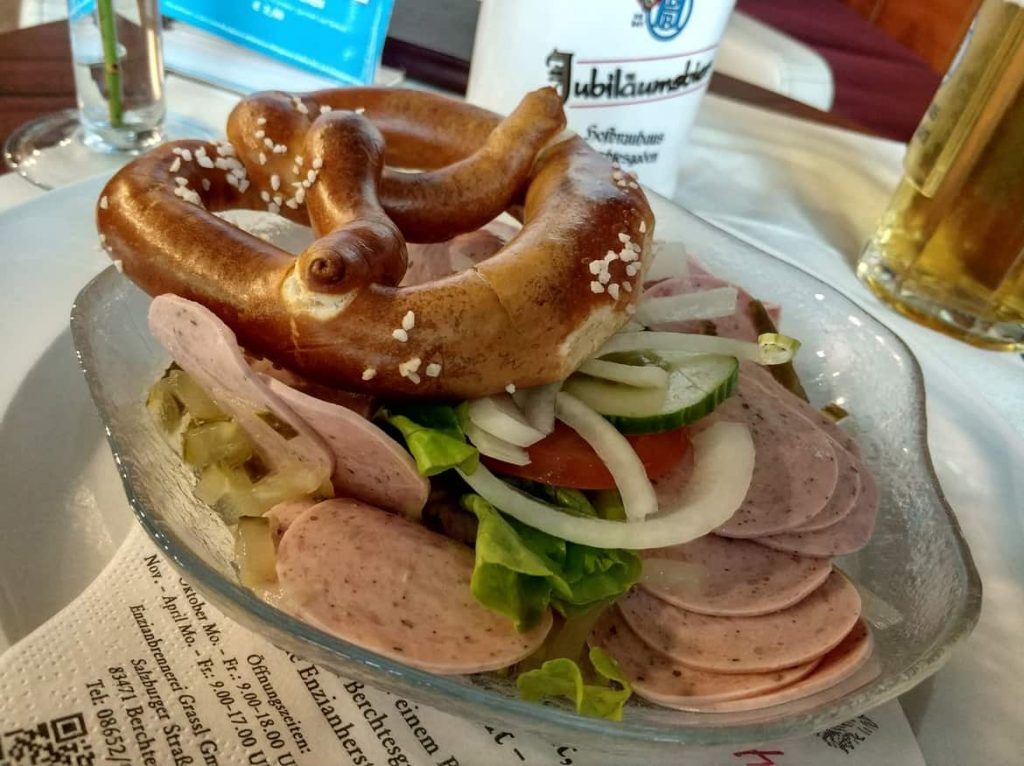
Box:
96;0;124;128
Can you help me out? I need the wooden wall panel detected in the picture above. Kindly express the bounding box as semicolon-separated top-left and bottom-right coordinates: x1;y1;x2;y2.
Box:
844;0;982;72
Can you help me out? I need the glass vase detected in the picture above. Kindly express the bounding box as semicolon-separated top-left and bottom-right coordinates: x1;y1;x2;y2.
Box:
4;0;167;189
71;0;167;152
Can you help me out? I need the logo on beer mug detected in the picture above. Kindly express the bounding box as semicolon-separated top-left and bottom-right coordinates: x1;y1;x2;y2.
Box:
643;0;694;41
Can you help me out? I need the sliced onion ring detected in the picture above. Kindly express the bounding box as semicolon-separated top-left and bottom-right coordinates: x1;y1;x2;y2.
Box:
597;331;799;366
467;395;547;447
636;287;738;326
465;422;531;466
458;422;754;549
520;381;561;435
577;359;669;389
555;392;657;521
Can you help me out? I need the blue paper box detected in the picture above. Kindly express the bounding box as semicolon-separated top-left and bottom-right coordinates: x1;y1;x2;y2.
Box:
164;0;396;85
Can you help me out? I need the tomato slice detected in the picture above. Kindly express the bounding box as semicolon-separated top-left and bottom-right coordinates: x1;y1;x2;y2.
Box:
483;422;691;490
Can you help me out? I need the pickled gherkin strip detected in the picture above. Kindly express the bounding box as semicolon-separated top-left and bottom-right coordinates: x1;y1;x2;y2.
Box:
250;467;326;511
217;491;264;523
182;421;253;469
149;365;334;536
235;517;277;586
195;462;261;523
166;369;227;421
822;402;850;423
195;462;251;505
747;301;809;402
146;378;183;435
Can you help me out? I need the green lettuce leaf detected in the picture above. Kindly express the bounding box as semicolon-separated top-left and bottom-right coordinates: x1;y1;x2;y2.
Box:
510;479;598;518
558;544;642;613
462;495;640;630
465;494;563;630
592;489;627;521
381;403;479;476
517;646;632;721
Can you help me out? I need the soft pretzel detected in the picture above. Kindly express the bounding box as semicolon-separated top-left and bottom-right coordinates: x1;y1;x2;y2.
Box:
96;87;655;399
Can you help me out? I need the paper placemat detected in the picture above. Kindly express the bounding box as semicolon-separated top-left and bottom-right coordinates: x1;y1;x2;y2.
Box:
0;526;924;766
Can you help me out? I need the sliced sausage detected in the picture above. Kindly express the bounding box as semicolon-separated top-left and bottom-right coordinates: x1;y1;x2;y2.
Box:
266;498;317;544
693;619;874;712
401;220;517;286
641;535;832;617
742;363;861;458
590;611;818;710
276;499;551;674
618;570;861;673
250;357;375;417
791;435;862;532
264;377;429;519
148;295;332;479
738;367;873;536
755;466;880;558
714;375;839;538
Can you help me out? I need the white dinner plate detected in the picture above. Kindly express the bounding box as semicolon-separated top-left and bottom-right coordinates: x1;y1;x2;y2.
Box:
0;176;1021;763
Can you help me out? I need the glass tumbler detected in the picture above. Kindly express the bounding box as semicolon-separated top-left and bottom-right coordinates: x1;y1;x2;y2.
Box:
71;0;166;152
4;0;166;189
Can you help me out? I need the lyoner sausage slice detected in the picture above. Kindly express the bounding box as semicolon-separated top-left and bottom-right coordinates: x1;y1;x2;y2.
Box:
591;611;819;710
148;294;332;480
618;570;861;674
742;363;861;458
264;377;429;519
693;619;874;712
266;498;317;545
276;499;552;674
642;535;832;617
756;467;880;558
714;376;839;538
791;435;862;532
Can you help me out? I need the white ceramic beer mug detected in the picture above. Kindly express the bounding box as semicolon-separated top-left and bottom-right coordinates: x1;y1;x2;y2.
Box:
468;0;737;197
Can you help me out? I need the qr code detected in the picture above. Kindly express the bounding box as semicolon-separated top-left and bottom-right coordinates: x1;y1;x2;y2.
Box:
0;713;94;766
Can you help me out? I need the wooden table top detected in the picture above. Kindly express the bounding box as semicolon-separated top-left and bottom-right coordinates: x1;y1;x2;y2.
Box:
0;20;874;172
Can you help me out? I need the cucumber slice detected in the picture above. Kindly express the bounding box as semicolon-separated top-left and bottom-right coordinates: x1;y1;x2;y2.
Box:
562;355;738;434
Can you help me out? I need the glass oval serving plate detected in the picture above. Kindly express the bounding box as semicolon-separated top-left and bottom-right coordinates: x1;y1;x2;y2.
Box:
70;196;981;755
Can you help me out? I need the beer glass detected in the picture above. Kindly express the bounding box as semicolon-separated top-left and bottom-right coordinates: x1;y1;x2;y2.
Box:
858;0;1024;350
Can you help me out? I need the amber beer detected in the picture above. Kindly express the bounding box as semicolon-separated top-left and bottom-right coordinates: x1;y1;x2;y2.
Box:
858;0;1024;349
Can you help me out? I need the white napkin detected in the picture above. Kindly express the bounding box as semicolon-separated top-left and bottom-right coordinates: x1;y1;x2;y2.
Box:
0;526;925;766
